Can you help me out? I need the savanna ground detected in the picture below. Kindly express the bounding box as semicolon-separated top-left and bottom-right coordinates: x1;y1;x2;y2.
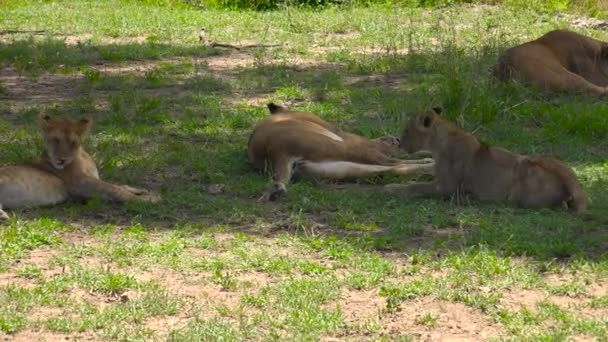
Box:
0;0;607;341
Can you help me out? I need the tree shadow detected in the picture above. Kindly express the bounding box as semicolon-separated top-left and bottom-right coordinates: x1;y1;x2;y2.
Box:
1;37;607;261
0;37;223;72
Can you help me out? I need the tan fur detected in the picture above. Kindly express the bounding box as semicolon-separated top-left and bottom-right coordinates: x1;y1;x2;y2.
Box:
248;103;434;200
0;114;159;221
495;30;608;96
388;108;586;213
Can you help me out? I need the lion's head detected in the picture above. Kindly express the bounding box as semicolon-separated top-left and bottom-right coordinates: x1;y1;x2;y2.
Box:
399;107;442;154
39;113;91;170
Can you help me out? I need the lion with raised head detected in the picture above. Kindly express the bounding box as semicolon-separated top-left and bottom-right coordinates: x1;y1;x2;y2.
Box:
0;113;159;221
386;108;587;213
248;103;435;200
495;30;608;96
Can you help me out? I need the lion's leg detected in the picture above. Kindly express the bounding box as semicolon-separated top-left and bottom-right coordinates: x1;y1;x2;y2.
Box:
343;147;408;166
568;55;608;87
507;45;608;96
385;170;459;197
66;177;160;203
119;185;147;195
392;162;435;176
268;155;295;201
298;160;434;180
401;158;435;164
548;70;607;96
347;145;435;167
299;161;399;179
520;60;607;96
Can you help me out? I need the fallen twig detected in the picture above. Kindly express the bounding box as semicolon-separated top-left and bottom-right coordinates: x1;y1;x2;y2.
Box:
198;28;280;50
0;29;46;36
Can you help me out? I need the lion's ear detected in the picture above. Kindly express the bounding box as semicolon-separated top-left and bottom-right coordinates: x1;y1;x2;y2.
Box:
38;112;51;124
77;117;92;135
267;102;286;114
432;106;443;115
38;112;52;132
417;113;434;130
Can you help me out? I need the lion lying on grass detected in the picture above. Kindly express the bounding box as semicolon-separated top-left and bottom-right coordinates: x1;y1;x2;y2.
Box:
386;108;587;213
0;113;159;221
248;103;435;200
495;29;608;97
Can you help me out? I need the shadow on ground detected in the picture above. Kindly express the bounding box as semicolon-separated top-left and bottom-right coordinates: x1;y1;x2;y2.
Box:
1;37;607;261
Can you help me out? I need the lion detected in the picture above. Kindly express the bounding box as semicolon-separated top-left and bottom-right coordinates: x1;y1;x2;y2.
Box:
0;113;160;221
386;108;587;213
248;103;435;200
494;29;608;96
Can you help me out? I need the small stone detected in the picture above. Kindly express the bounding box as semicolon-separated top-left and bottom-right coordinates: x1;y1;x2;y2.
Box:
207;183;225;194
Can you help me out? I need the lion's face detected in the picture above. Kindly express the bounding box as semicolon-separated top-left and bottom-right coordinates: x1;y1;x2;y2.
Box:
399;109;439;154
39;114;91;170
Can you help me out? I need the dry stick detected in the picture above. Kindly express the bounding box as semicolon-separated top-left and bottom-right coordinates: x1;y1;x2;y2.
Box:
198;28;280;51
207;41;281;50
0;30;46;35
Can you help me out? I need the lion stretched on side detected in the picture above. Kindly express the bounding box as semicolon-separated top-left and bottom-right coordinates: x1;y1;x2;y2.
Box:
386;108;587;213
495;29;608;97
0;113;159;221
248;103;435;200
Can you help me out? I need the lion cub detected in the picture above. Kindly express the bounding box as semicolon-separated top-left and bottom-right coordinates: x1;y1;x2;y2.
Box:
0;113;159;221
248;103;435;200
386;108;587;213
495;30;608;96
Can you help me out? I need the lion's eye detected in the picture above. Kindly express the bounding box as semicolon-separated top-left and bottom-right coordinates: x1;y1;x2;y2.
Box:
70;140;77;147
53;138;60;144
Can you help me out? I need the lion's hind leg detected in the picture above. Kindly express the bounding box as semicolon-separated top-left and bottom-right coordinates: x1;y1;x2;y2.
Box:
546;68;607;97
0;166;68;211
298;159;434;179
393;161;435;175
299;161;396;179
515;55;607;96
509;158;585;211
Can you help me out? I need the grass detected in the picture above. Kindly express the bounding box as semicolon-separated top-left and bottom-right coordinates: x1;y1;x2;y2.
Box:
0;0;608;340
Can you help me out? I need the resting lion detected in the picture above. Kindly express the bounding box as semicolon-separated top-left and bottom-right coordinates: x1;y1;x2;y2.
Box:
248;103;435;200
0;113;160;221
386;108;587;213
495;29;608;96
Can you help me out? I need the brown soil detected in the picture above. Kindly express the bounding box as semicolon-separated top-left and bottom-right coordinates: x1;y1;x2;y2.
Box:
338;288;385;323
384;298;505;341
1;330;99;342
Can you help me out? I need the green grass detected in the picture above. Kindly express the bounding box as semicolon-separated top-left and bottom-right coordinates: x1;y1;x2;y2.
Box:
0;0;607;340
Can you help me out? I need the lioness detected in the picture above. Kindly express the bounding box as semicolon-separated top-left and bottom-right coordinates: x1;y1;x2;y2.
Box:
386;108;586;213
0;113;159;221
248;103;435;200
495;30;608;96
